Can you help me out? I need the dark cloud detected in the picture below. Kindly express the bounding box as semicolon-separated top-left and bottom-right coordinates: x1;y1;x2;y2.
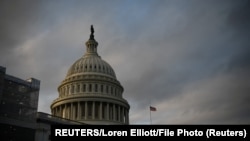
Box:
227;0;250;31
0;0;49;49
124;0;250;124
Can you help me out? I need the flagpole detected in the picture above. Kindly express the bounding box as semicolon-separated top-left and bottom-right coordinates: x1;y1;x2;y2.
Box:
150;109;152;125
149;101;151;125
149;106;156;124
149;109;152;124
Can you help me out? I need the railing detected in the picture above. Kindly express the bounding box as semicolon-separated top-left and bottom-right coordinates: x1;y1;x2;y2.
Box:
36;112;86;125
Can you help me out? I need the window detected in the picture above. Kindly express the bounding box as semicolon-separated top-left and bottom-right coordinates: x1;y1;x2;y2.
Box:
77;85;80;93
83;84;86;92
106;86;109;94
95;84;98;92
67;86;70;95
18;86;27;93
71;85;75;94
89;84;92;92
101;85;103;92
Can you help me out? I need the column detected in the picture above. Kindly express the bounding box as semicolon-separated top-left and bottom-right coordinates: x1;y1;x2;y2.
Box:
99;102;102;120
113;104;116;121
92;101;95;119
70;103;73;119
66;105;68;119
74;103;76;120
67;105;69;118
124;108;126;123
127;109;129;124
56;107;59;116
70;103;72;119
85;102;88;120
118;106;120;122
125;109;129;124
59;105;62;117
106;103;109;120
62;105;65;118
64;105;67;118
121;107;124;123
78;102;81;120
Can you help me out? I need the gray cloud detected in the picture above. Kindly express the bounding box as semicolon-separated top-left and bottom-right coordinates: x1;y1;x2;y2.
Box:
0;0;53;49
0;0;249;124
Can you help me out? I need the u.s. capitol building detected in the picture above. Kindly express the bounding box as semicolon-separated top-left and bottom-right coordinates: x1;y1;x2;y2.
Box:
50;25;130;125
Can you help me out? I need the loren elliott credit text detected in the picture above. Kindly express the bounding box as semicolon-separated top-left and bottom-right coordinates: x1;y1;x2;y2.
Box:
54;129;176;136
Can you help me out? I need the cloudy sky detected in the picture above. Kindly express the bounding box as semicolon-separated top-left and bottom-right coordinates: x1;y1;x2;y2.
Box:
1;0;250;124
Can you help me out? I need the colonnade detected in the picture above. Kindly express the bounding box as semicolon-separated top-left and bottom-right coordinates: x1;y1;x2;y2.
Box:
52;101;129;124
59;83;122;98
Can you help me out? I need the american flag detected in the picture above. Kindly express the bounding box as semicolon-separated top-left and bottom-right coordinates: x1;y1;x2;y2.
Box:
150;106;157;111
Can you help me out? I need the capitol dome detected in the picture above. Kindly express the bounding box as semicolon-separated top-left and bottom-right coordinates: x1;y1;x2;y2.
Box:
66;53;116;79
51;25;130;125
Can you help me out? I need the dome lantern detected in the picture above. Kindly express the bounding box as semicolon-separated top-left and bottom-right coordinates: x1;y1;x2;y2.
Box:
85;25;99;56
